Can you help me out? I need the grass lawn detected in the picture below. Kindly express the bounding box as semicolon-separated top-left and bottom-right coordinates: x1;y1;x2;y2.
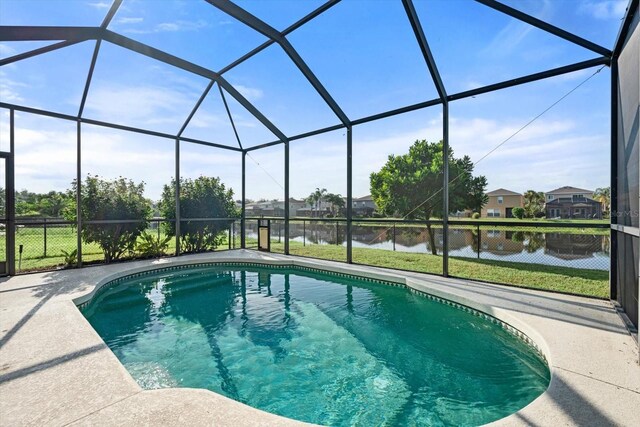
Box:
269;241;608;299
4;226;238;272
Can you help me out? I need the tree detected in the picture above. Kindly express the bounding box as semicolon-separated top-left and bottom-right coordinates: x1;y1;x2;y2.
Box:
12;189;72;217
305;187;327;217
593;187;610;217
65;175;151;263
159;176;238;253
512;207;525;219
523;190;545;218
370;140;487;255
39;191;71;217
467;176;489;215
324;193;345;217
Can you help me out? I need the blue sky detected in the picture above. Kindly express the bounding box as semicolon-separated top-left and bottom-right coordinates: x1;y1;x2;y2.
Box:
0;0;628;202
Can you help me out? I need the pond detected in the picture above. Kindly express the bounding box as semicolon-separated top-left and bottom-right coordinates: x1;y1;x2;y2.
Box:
250;222;609;271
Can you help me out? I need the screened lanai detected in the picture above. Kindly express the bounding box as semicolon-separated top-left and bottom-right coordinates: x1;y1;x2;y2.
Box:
0;0;638;335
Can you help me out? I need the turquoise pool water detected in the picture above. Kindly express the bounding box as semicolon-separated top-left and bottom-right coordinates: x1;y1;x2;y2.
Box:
82;264;550;426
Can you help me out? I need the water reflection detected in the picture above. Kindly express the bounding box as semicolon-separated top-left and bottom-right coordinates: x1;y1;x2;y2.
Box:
248;223;609;270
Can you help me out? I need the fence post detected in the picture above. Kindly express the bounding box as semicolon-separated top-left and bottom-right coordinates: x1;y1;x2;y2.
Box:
43;218;47;258
393;223;396;251
303;220;306;246
477;224;481;259
336;221;339;245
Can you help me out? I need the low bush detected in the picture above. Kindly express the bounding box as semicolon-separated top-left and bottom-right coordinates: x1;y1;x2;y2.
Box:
512;207;525;219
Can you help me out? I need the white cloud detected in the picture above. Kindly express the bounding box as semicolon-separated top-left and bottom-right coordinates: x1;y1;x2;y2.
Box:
9;111;243;199
188;112;229;129
580;1;628;20
8;109;609;202
84;84;197;131
88;2;111;9
121;19;208;35
234;85;264;101
115;17;144;24
0;43;16;56
482;0;552;56
0;70;26;103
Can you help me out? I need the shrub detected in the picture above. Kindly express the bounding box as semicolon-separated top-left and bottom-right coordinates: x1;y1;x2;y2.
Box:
60;249;77;268
159;176;238;253
512;207;525;219
65;175;150;263
471;212;480;219
136;232;171;258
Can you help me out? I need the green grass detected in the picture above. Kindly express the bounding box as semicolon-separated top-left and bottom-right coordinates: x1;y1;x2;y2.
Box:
4;226;238;272
269;241;608;299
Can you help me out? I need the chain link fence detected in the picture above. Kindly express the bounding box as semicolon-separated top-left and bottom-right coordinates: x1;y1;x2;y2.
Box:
15;218;79;272
287;219;347;262
244;217;608;297
351;220;443;275
10;217;241;273
10;214;609;297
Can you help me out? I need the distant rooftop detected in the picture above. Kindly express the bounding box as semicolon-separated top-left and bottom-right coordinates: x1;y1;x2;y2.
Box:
486;188;521;197
546;186;593;195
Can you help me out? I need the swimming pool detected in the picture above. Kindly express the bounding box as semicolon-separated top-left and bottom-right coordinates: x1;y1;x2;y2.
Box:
81;262;550;426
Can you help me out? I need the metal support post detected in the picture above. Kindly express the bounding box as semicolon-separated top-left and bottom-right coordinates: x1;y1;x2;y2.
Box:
76;120;82;267
609;59;618;301
175;139;181;256
346;127;353;263
7;110;16;275
241;151;246;248
393;224;396;251
442;102;449;277
43;218;47;257
284;141;290;254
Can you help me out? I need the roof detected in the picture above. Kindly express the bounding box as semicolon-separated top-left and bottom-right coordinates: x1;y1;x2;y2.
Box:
546;198;598;206
355;195;373;201
546;186;593;195
486;188;521;197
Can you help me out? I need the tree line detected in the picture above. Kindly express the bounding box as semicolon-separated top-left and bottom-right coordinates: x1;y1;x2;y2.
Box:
8;175;238;264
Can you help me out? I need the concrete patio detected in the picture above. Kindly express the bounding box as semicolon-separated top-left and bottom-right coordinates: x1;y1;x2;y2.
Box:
0;250;638;426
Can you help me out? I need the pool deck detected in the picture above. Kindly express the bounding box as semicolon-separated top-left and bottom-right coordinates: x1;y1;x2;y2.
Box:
0;250;638;426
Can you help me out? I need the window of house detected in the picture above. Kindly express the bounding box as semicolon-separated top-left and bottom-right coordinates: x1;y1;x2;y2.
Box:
547;195;553;200
497;196;503;204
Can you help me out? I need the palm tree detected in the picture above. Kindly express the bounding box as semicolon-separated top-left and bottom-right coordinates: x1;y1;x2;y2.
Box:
593;187;610;217
305;188;327;217
324;193;345;216
523;190;545;218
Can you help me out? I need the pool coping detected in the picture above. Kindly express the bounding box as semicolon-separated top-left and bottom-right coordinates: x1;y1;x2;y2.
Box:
0;249;638;426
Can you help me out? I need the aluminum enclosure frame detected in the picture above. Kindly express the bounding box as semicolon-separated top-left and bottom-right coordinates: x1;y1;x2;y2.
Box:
0;0;626;304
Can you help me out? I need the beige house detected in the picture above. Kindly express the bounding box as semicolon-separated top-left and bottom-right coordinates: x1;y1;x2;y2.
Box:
481;188;523;218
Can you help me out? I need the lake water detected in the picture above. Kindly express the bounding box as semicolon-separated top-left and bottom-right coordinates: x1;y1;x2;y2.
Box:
249;222;609;271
